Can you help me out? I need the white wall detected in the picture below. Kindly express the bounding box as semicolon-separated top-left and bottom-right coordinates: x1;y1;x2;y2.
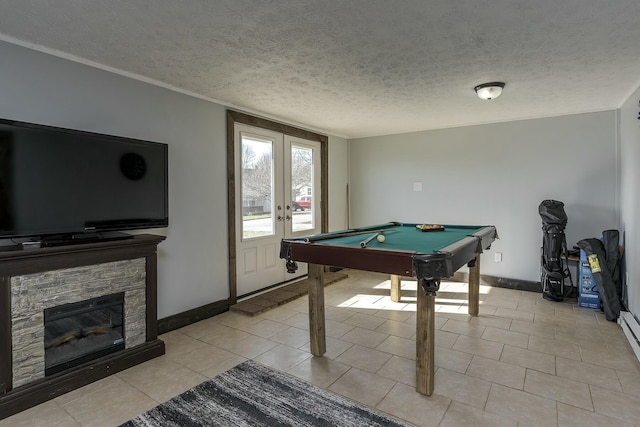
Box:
349;112;619;282
620;84;640;318
0;39;624;313
0;41;349;318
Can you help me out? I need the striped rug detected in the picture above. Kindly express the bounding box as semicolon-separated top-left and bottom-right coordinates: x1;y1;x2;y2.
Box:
120;360;409;427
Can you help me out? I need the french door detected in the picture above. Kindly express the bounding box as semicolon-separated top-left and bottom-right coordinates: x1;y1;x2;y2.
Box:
234;123;321;297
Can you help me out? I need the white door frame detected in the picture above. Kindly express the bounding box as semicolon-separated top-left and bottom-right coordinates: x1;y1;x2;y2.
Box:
226;111;328;303
234;124;287;297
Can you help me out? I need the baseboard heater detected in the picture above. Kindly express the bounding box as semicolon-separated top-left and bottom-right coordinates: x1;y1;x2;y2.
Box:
620;311;640;363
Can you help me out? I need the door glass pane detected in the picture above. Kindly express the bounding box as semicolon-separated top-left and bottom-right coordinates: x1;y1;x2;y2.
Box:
290;144;314;232
241;135;274;239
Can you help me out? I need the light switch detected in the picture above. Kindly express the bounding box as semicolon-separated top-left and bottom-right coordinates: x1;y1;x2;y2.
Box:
413;182;423;192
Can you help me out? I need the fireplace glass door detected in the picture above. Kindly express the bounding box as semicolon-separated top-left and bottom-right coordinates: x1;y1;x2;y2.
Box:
44;292;125;375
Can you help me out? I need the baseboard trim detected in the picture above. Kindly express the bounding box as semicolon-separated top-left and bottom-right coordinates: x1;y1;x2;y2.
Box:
620;311;640;363
451;272;542;293
156;273;564;336
158;299;231;335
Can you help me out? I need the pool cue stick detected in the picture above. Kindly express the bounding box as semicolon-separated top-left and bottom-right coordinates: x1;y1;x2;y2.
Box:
304;228;386;243
302;223;400;243
360;232;380;248
346;184;350;229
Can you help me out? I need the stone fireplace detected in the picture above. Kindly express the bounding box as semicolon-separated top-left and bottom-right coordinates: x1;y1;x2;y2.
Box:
11;258;146;387
0;234;165;420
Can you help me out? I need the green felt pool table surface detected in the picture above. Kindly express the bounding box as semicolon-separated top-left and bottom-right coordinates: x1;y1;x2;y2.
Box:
310;223;486;253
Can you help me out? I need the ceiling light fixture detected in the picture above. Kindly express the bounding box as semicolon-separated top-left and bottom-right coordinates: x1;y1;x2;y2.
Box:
474;82;505;100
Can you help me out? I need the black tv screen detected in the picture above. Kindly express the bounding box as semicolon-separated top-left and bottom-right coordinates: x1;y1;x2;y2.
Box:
0;118;168;241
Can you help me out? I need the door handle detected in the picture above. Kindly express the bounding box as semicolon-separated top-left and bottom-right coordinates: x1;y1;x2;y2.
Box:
277;215;284;221
286;215;291;221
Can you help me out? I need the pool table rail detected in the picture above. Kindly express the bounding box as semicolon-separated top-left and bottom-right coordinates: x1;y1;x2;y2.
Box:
282;241;415;276
414;225;498;281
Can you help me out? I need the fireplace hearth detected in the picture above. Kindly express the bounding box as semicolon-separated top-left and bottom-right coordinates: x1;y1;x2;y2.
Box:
44;293;125;376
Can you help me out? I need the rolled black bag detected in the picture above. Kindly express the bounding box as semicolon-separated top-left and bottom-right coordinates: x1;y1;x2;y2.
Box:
576;238;621;321
602;229;622;303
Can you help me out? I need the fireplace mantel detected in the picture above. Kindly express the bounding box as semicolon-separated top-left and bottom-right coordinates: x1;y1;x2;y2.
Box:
0;234;166;420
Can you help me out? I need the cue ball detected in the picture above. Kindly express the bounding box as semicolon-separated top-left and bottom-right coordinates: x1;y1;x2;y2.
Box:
377;234;385;243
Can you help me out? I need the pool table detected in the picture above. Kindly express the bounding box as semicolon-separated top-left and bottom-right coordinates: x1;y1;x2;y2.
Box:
280;222;498;396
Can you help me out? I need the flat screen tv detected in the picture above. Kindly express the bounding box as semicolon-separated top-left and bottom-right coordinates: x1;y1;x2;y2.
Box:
0;118;168;245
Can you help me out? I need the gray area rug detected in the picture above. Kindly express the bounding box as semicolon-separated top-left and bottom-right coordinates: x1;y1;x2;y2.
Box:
120;360;409;426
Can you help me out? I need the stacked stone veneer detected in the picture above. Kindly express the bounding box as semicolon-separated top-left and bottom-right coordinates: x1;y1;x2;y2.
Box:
11;258;146;388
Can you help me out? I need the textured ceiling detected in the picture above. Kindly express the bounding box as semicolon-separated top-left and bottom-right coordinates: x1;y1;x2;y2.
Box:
1;0;640;138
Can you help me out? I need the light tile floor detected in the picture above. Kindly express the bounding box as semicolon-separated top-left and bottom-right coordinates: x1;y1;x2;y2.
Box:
3;270;640;427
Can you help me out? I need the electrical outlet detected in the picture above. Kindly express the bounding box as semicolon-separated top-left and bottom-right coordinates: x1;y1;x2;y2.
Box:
494;252;502;263
413;182;423;192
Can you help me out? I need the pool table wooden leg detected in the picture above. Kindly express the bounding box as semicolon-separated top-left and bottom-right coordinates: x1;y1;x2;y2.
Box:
390;274;401;302
416;283;435;396
468;255;480;317
308;263;326;356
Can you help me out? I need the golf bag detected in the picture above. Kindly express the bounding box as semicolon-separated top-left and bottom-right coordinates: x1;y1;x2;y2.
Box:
539;200;572;301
